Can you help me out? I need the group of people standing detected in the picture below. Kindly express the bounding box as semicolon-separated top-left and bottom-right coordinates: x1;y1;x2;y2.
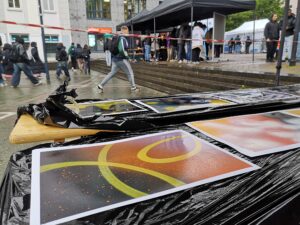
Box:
141;22;212;64
264;9;297;62
228;35;252;54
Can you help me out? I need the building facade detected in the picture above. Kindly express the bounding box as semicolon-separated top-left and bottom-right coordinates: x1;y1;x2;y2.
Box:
69;0;161;52
290;0;298;12
0;0;72;60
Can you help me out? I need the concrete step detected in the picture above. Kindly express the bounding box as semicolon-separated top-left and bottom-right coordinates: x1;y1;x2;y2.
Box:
91;60;300;93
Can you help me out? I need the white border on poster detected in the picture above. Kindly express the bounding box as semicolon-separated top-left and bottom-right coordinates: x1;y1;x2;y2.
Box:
187;109;300;157
65;99;147;118
135;98;234;114
30;130;259;225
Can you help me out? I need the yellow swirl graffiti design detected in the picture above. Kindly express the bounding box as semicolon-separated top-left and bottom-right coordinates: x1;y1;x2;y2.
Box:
41;135;201;198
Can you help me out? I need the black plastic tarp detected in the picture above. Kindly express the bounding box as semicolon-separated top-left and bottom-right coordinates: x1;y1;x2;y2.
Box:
1;84;300;224
1;126;300;225
118;0;256;31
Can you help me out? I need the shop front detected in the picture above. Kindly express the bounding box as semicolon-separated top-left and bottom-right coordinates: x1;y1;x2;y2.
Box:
88;27;112;52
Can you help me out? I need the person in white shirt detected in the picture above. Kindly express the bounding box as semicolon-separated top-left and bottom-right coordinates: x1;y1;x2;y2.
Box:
192;22;205;63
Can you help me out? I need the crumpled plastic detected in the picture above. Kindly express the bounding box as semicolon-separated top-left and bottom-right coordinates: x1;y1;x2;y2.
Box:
15;83;300;132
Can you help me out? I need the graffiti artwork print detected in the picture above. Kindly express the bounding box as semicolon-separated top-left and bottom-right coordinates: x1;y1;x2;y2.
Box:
65;99;147;118
30;130;258;225
135;96;233;113
188;110;300;157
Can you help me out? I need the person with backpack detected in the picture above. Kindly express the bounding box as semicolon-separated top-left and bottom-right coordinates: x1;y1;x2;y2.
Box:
56;43;71;82
10;36;41;88
2;43;14;78
29;42;45;78
68;43;77;71
75;44;84;72
97;26;139;93
0;44;6;87
82;44;91;75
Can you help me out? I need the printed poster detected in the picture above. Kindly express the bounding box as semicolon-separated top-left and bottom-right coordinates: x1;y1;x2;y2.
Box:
31;130;258;225
65;99;147;118
188;110;300;157
135;96;233;113
214;89;298;104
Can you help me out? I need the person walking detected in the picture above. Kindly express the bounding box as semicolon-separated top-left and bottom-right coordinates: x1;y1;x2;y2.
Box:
68;43;77;71
245;36;252;54
10;37;41;88
97;26;139;93
279;9;296;61
29;42;45;78
82;44;91;75
56;43;71;82
0;45;6;87
264;14;280;62
2;44;14;78
75;44;84;72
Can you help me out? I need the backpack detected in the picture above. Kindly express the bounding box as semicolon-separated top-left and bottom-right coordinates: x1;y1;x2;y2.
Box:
117;37;128;58
9;44;20;63
108;35;120;55
56;49;63;61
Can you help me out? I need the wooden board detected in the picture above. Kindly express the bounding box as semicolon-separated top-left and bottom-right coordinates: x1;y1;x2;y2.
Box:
9;114;115;144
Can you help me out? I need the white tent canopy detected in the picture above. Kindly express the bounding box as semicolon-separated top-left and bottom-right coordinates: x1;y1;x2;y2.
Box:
226;19;269;36
225;18;269;53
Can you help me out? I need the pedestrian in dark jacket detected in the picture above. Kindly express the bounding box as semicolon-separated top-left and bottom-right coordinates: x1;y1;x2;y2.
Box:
264;14;280;62
11;37;41;87
82;44;91;75
0;45;5;87
245;36;252;54
279;9;297;60
2;44;13;77
56;43;70;81
68;43;77;71
29;42;45;77
75;44;84;72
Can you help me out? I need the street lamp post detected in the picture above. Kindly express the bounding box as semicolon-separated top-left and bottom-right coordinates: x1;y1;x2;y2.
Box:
275;0;290;86
289;0;300;66
38;0;50;81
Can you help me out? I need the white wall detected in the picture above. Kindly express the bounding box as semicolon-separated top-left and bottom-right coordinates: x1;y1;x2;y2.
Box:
1;0;72;60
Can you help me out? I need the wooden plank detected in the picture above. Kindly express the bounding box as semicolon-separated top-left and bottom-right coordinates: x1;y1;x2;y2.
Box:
9;114;118;144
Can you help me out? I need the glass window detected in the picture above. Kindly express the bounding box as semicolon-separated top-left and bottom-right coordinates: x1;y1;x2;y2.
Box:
124;0;146;20
45;35;59;54
86;0;111;20
11;34;30;49
8;0;20;8
43;0;55;11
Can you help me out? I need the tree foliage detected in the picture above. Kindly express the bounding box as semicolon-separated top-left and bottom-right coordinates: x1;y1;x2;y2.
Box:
226;0;284;31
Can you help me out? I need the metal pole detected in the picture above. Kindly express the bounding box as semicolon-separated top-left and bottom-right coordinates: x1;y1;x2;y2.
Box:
289;0;300;66
131;21;134;61
38;0;50;81
276;0;290;86
154;17;156;61
252;9;256;62
191;4;194;62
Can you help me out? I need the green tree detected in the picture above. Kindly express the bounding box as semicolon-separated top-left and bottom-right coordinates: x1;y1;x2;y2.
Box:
226;0;283;31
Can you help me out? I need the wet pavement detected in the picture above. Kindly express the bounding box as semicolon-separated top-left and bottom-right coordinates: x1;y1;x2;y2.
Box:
0;70;167;179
